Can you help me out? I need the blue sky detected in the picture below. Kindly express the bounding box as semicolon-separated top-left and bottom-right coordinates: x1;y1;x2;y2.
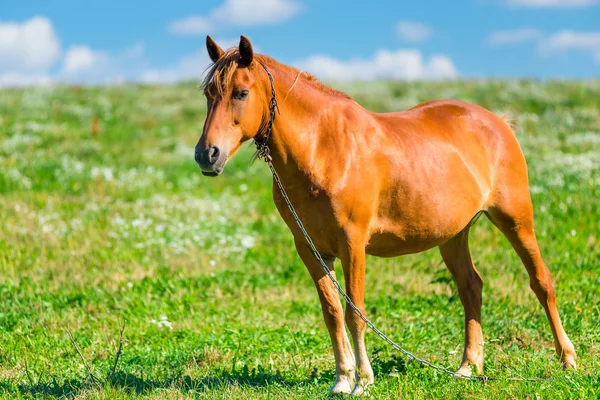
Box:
1;0;599;86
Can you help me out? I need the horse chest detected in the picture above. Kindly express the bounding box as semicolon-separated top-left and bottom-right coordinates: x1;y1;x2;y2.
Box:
272;182;340;255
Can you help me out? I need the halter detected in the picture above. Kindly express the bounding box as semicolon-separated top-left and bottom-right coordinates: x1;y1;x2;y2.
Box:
254;63;280;161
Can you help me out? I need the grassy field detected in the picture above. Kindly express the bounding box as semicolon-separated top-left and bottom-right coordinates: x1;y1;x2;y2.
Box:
0;79;599;399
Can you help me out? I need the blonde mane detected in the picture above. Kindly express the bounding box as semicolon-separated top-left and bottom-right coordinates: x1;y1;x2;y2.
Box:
202;48;350;99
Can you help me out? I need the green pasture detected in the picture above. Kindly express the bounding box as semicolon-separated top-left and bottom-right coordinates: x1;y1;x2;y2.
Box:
0;80;598;398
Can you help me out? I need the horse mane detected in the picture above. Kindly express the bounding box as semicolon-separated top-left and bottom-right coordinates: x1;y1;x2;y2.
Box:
202;48;350;99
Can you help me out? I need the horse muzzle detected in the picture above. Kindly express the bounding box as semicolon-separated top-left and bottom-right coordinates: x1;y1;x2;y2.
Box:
195;145;227;177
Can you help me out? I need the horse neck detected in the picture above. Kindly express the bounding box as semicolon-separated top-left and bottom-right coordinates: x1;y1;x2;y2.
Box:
264;65;349;184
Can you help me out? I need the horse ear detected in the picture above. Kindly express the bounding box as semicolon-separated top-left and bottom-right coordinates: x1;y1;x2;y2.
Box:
206;35;224;63
239;35;254;66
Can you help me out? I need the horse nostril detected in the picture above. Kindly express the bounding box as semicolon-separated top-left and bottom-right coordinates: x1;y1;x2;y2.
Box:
196;146;222;169
207;146;220;164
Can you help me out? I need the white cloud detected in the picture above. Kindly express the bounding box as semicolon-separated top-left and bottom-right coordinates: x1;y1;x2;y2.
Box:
297;49;458;81
0;16;61;72
140;51;210;84
539;30;600;62
139;42;457;85
58;41;149;85
396;21;433;43
212;0;302;26
505;0;599;7
57;46;133;84
0;16;148;87
487;26;600;64
62;46;109;74
169;17;212;36
140;38;239;84
487;28;543;44
169;0;302;35
0;72;53;87
124;42;145;59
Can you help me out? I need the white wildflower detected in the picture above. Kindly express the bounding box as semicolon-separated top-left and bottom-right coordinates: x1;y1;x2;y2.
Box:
21;177;32;190
70;218;83;230
241;235;256;249
566;132;600;146
91;166;114;181
150;314;173;330
132;218;143;227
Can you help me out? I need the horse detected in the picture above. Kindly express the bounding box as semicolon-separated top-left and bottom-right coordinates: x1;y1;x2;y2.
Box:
195;35;576;395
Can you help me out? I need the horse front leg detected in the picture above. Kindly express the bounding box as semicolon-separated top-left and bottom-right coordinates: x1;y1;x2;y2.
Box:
340;242;374;395
294;239;355;394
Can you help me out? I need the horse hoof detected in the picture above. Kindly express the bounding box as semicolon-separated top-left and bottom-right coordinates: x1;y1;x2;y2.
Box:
330;378;353;395
454;365;473;378
562;355;577;370
349;379;373;397
350;385;366;396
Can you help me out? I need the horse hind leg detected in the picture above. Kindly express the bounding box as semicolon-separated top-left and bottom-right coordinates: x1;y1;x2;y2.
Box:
439;226;485;376
485;197;577;369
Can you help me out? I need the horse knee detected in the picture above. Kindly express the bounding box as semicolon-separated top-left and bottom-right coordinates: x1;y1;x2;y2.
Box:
345;306;366;330
321;302;340;319
529;272;556;304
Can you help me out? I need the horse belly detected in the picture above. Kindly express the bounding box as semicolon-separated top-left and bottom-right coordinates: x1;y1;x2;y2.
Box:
365;226;457;257
365;164;487;257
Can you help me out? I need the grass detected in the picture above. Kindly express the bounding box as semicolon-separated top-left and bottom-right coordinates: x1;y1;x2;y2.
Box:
0;79;599;399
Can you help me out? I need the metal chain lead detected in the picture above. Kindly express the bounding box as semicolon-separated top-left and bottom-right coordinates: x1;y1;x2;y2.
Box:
254;63;280;162
253;63;542;383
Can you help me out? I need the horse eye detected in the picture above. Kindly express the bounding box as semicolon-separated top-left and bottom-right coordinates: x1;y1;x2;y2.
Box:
234;90;249;100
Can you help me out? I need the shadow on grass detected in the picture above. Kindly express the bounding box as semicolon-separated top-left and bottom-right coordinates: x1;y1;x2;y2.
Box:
8;365;334;398
5;350;407;397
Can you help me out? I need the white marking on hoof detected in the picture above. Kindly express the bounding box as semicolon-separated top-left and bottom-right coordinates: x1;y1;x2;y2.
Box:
330;375;354;395
562;355;577;370
454;365;473;378
350;377;373;396
350;384;366;396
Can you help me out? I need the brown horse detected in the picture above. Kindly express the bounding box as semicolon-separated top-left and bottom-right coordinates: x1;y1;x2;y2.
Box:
195;36;576;395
